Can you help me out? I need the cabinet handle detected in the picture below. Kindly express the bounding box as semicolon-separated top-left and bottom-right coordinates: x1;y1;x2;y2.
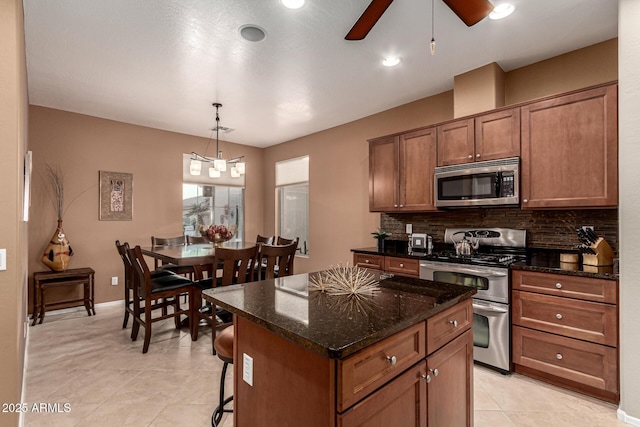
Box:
399;263;404;268
429;368;439;377
365;259;370;263
556;283;562;289
449;320;458;328
420;374;432;383
476;154;480;158
386;355;397;366
556;313;563;320
394;204;398;207
523;199;528;203
399;204;404;208
556;353;563;360
467;154;473;159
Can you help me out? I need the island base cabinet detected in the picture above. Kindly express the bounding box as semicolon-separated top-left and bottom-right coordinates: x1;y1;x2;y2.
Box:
427;330;474;427
338;361;427;427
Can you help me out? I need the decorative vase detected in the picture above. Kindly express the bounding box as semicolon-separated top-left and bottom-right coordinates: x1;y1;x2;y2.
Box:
41;220;74;272
377;239;385;252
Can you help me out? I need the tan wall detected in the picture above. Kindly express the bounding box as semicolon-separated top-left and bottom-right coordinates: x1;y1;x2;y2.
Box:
454;62;505;117
505;38;618;104
0;0;29;424
264;92;454;273
27;107;264;306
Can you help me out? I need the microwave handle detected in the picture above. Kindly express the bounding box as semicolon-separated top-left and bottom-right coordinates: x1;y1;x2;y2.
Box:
495;172;502;197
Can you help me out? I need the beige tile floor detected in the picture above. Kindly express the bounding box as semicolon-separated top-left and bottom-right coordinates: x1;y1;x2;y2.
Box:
23;303;624;426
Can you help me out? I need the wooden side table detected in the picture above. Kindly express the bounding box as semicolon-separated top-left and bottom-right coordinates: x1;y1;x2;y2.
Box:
31;267;96;325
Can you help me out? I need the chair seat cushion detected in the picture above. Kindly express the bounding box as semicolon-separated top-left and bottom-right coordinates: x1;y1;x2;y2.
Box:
150;269;175;278
214;326;234;361
150;273;192;293
194;277;223;290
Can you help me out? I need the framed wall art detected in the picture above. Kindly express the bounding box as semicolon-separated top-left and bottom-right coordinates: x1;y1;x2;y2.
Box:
99;171;133;221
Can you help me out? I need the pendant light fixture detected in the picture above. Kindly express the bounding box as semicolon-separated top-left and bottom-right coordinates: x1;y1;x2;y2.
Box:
189;103;245;178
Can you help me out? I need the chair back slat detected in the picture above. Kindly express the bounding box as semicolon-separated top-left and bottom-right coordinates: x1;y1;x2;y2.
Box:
258;242;298;280
276;236;298;246
127;245;154;297
186;235;208;244
215;246;259;286
256;234;275;245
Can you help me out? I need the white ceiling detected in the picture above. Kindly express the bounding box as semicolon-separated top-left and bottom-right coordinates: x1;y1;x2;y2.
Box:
23;0;618;148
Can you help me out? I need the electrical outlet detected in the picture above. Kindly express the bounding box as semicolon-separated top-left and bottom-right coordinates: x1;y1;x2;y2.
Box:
243;353;253;386
405;224;413;234
111;276;118;286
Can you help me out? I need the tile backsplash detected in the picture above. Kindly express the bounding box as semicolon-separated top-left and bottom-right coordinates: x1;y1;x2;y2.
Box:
381;208;618;254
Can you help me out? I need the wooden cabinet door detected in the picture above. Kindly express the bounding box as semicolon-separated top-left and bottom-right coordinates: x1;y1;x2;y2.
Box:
369;136;399;211
426;330;473;427
338;361;427;427
437;119;474;166
520;84;618;208
475;108;521;162
399;127;437;211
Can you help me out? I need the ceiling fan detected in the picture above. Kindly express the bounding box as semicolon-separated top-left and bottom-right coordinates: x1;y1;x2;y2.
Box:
345;0;495;40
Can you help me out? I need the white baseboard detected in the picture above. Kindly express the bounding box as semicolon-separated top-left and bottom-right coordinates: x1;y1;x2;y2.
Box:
618;408;640;426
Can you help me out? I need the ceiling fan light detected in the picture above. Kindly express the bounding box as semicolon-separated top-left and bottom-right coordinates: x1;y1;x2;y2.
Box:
382;57;401;67
209;167;221;178
489;3;514;20
214;158;227;172
281;0;304;9
235;162;246;174
190;159;202;175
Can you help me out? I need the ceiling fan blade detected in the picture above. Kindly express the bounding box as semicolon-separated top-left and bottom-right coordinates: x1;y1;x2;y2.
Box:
345;0;394;41
442;0;494;27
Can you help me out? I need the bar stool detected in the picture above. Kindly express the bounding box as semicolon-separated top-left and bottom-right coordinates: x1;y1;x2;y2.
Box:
212;325;234;426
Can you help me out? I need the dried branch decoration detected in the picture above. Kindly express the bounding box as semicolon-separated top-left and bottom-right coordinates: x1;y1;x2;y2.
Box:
45;164;64;221
309;264;380;296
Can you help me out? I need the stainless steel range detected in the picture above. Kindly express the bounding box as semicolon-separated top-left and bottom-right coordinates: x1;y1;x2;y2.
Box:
419;227;526;373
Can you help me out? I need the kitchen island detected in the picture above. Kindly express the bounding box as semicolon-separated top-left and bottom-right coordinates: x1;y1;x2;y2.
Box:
203;272;475;427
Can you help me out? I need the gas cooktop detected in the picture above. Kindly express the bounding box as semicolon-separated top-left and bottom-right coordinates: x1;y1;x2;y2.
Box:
424;250;524;267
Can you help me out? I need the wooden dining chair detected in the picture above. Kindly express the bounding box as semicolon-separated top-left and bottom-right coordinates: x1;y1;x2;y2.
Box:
186;234;208;244
276;236;297;246
256;241;298;280
191;245;259;354
115;240;174;329
150;235;187;269
127;245;194;354
256;234;275;245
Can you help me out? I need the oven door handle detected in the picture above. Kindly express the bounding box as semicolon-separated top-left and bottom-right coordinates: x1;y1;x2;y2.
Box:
472;303;509;314
430;265;508;277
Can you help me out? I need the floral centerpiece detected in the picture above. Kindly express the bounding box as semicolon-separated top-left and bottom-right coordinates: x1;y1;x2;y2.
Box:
199;224;237;247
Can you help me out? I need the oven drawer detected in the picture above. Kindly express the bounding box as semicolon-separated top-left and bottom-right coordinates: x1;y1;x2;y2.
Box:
426;298;472;354
384;256;420;277
337;322;425;412
512;270;617;304
513;291;618;346
353;253;384;271
513;326;618;394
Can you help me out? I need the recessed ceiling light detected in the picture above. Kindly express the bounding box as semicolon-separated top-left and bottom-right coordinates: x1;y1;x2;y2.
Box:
382;57;401;67
281;0;304;9
489;3;515;20
239;25;267;42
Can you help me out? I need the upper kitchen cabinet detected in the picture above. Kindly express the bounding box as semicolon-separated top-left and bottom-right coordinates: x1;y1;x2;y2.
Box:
520;84;618;209
369;127;437;212
437;108;520;166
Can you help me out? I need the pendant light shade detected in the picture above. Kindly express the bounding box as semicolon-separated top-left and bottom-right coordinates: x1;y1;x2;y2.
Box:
190;159;202;175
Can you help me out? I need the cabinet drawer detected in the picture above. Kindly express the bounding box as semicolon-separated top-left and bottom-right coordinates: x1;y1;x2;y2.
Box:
384;256;420;277
512;270;617;304
513;291;617;346
426;298;472;354
338;322;425;412
338;361;427;427
513;326;618;394
353;253;384;271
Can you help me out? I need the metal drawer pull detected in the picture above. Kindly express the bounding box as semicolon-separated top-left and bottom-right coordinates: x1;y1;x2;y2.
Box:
556;313;563;320
365;259;370;263
556;283;562;289
386;355;397;366
429;368;439;377
467;154;473;159
399;263;404;268
420;374;432;383
556;353;563;360
449;320;458;327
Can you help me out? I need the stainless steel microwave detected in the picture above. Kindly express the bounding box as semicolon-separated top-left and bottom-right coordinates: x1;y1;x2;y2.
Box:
434;157;519;208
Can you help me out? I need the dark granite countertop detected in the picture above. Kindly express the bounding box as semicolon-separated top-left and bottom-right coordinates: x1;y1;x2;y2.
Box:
202;272;475;360
512;248;618;280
